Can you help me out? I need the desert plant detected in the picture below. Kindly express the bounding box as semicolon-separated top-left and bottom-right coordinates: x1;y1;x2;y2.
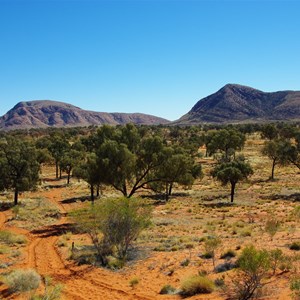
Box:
129;277;139;288
5;269;41;293
265;218;280;241
290;276;300;299
31;276;63;300
269;248;284;275
231;245;270;300
159;284;177;295
204;235;222;270
180;275;214;296
70;197;152;265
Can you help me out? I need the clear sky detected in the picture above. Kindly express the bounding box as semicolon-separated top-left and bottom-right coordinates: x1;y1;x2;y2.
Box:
1;0;300;121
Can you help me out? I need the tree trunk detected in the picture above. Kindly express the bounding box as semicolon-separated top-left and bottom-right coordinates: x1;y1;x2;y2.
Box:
59;167;62;179
67;172;70;185
271;159;276;180
168;182;173;196
96;184;100;197
14;187;19;206
55;161;59;179
90;184;94;204
165;182;169;201
230;182;236;203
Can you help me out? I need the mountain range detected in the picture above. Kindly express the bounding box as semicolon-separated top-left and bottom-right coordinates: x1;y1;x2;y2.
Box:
1;84;300;130
176;84;300;124
0;100;169;130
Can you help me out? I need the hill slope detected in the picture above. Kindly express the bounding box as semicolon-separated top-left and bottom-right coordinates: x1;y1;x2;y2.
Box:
0;100;169;130
176;84;300;124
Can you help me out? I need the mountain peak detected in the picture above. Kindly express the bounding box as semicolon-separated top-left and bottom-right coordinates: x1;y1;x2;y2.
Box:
176;84;300;124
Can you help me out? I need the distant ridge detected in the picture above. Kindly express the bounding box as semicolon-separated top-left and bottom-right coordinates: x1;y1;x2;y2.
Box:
0;100;169;130
175;84;300;124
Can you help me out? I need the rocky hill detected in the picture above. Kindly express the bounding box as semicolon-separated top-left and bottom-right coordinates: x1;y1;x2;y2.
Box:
0;100;169;130
176;84;300;124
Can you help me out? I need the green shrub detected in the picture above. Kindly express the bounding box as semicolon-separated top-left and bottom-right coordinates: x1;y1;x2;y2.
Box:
232;245;270;300
181;275;214;296
5;269;41;292
290;277;300;298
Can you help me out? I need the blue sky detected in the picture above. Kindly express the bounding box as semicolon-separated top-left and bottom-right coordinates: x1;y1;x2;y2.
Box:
1;0;300;121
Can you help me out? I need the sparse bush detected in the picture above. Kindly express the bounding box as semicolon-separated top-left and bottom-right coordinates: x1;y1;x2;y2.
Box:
70;197;152;266
290;277;300;299
0;230;27;245
5;269;41;293
269;248;284;275
231;245;270;300
204;235;221;270
31;276;63;300
129;277;139;288
265;218;280;241
181;275;214;296
159;284;177;295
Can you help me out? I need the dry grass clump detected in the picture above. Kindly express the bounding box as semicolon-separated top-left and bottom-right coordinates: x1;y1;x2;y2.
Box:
4;269;41;292
0;230;27;245
180;275;215;296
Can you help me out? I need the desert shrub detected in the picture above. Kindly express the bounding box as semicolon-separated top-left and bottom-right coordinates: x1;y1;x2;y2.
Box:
5;269;41;293
290;242;300;251
0;230;27;245
290;277;300;299
129;277;139;288
181;275;214;296
31;276;63;300
70;197;152;266
269;248;284;275
265;218;280;241
204;235;222;270
180;258;190;267
231;245;270;300
159;284;177;295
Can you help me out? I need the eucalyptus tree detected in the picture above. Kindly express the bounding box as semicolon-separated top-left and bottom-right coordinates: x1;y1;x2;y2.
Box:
206;128;246;160
211;158;253;203
262;139;290;179
0;137;40;205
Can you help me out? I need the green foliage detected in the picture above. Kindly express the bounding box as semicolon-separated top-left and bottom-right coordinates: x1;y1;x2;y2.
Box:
290;277;300;299
181;275;215;296
269;248;284;275
211;158;253;202
262;139;291;179
232;245;270;300
70;197;152;265
206;128;245;160
0;137;40;205
5;269;41;293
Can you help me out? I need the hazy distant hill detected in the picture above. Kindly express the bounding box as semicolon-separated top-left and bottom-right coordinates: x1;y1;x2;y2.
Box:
0;100;169;130
176;84;300;124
